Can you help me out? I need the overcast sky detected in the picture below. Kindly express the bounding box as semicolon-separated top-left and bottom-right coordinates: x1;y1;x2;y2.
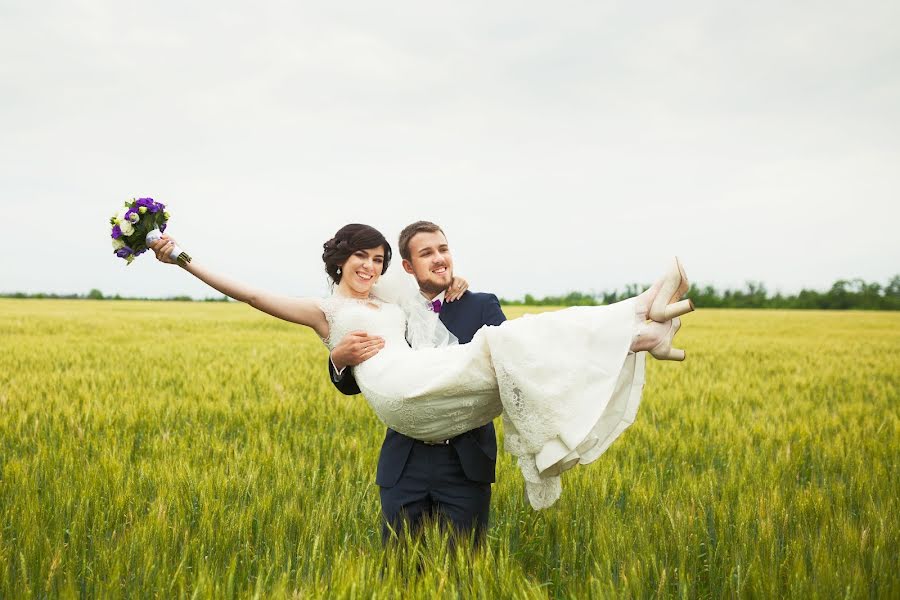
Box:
1;0;898;300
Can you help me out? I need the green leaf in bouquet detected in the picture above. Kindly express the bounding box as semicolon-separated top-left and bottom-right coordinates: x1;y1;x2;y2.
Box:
123;232;140;250
132;222;148;252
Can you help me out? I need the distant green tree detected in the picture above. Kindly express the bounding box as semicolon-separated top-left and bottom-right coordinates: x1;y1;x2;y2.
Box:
87;289;104;300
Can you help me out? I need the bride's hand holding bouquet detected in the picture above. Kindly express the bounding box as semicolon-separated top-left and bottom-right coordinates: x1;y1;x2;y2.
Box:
148;234;183;265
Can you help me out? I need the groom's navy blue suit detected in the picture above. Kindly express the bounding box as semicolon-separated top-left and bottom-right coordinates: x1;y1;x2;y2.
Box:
328;290;505;543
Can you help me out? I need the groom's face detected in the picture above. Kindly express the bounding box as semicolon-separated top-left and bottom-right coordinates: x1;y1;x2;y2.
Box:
402;231;453;295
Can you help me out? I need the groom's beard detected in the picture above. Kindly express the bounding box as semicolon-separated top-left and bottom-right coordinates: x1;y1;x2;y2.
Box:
417;276;450;297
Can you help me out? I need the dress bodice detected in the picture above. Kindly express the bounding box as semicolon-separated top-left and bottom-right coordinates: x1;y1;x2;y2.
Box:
319;294;409;352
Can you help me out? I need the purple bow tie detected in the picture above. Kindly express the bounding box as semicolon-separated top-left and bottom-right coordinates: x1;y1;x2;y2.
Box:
431;299;442;313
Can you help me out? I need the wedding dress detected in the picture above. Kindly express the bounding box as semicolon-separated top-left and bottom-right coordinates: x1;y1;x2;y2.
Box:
320;286;645;510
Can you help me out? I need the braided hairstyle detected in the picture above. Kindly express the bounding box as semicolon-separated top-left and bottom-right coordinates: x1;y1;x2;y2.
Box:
322;224;392;283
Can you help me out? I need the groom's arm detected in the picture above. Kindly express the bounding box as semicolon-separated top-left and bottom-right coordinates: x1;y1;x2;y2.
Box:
328;355;361;395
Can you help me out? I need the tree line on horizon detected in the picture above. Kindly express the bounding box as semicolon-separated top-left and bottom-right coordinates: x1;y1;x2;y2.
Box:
0;289;230;302
500;275;900;310
2;275;898;310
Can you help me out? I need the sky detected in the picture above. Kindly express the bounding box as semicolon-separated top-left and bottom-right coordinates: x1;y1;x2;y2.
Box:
1;0;898;300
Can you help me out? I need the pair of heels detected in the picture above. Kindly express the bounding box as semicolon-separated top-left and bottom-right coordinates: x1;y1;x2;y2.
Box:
649;257;695;322
645;257;694;361
648;318;684;361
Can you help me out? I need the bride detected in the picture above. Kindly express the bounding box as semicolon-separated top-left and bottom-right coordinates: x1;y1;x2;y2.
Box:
149;223;694;508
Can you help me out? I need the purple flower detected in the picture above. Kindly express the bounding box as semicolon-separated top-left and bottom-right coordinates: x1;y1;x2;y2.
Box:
124;209;140;223
115;246;133;258
134;197;165;213
111;224;122;239
160;222;167;233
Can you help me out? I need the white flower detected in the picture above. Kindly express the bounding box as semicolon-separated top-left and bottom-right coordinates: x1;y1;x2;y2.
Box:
119;219;134;236
112;238;125;250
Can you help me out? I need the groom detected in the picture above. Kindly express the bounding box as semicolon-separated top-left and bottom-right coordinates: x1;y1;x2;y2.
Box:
328;220;505;546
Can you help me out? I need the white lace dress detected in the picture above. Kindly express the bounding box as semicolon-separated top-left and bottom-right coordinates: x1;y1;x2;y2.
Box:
320;294;645;509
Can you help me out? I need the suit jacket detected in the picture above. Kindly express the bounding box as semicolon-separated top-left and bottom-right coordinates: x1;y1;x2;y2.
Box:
328;290;506;486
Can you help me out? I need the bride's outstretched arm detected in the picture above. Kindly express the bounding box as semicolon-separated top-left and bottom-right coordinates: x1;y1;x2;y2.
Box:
150;235;328;338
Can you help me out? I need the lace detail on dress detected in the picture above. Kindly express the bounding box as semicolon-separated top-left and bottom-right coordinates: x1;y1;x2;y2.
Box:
492;346;563;452
497;366;563;509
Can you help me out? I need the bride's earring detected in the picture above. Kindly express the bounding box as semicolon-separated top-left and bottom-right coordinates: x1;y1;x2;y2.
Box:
337;267;342;275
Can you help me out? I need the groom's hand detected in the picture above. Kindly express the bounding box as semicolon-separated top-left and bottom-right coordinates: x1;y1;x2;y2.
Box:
331;330;385;371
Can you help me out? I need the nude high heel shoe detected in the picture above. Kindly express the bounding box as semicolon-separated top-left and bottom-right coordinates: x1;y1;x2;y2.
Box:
648;257;695;323
649;318;685;361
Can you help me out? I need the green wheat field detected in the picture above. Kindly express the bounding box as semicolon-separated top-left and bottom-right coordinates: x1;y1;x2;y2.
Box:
1;299;897;598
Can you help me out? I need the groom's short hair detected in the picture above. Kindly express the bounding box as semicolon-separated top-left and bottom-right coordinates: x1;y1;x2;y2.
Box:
398;221;445;260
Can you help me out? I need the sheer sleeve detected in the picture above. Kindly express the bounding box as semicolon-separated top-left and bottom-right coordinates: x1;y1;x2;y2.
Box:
372;271;457;350
404;299;458;349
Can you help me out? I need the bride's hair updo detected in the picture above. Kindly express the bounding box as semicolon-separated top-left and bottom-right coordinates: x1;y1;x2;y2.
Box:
322;224;392;283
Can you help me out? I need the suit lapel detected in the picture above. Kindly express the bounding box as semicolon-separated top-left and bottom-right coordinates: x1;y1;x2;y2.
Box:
438;293;464;335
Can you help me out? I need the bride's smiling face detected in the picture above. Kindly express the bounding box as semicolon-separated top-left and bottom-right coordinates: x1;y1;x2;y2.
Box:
339;247;385;296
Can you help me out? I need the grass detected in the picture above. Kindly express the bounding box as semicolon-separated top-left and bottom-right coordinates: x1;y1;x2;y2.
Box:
0;299;897;598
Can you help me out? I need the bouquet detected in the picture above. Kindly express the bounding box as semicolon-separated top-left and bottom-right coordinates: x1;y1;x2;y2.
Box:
109;197;191;265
